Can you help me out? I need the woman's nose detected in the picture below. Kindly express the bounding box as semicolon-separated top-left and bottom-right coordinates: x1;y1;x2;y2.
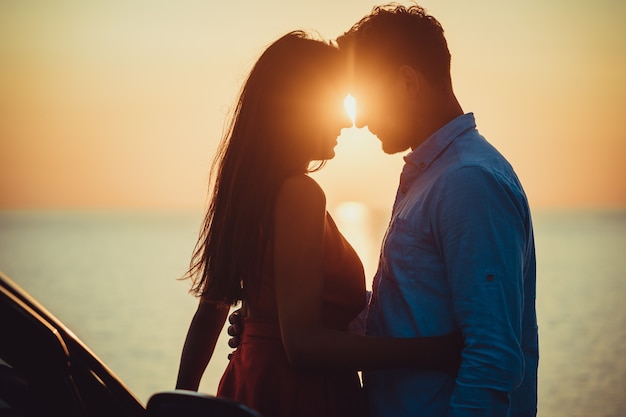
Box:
354;112;368;129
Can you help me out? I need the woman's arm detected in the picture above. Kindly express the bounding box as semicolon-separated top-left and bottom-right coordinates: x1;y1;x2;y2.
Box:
175;300;229;390
274;175;461;372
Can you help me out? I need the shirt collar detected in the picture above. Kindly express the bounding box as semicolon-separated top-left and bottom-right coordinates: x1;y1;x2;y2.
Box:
403;112;477;172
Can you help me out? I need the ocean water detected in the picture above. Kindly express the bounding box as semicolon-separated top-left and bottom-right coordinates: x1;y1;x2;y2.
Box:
0;208;625;416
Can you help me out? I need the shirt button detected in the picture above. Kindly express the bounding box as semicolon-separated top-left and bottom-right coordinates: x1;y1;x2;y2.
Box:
401;186;408;193
419;162;426;169
486;274;495;282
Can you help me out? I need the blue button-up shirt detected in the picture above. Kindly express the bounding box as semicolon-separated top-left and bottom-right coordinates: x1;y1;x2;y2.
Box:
364;113;538;417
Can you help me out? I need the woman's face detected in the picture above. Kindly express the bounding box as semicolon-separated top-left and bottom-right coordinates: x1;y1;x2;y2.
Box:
301;81;352;161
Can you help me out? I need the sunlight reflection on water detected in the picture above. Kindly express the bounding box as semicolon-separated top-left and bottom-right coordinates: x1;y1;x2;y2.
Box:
334;201;381;288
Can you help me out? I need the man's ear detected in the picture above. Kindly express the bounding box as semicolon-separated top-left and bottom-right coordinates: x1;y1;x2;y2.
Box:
398;65;422;97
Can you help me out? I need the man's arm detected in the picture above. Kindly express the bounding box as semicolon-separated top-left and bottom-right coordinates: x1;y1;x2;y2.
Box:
435;166;528;416
228;291;371;347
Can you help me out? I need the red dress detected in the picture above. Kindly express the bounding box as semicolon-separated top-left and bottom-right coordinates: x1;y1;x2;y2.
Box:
217;213;369;417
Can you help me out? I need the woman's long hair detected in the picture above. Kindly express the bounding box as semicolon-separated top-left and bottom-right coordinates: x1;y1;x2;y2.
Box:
184;31;344;305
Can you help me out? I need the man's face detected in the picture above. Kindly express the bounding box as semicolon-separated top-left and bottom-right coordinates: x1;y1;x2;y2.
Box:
350;67;415;155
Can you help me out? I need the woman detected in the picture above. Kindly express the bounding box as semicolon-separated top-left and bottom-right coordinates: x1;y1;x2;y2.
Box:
175;31;460;417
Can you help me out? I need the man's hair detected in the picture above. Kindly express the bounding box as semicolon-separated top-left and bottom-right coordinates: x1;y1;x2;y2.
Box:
337;3;452;88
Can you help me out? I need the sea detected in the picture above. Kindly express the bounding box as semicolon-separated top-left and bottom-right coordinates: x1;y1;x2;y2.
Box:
0;207;625;416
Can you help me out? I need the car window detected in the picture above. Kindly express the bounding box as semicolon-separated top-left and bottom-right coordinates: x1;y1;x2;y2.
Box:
0;357;36;416
0;296;83;417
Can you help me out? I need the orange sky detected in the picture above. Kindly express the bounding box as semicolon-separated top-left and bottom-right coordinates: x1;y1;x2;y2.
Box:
1;0;625;212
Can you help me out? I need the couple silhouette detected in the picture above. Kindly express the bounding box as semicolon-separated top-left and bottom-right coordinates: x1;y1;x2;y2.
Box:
176;4;538;417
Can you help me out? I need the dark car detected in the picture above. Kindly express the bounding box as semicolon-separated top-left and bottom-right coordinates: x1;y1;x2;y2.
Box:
0;271;260;417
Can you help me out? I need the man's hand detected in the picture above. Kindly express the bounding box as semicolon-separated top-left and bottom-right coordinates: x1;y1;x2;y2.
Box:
226;307;244;359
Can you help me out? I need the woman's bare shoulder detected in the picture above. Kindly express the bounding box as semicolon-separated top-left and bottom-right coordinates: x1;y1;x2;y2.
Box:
277;174;326;206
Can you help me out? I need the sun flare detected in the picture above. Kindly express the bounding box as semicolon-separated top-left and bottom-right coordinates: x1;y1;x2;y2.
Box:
344;94;356;125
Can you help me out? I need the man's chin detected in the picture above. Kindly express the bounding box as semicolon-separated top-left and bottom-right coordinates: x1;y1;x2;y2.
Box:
381;141;409;155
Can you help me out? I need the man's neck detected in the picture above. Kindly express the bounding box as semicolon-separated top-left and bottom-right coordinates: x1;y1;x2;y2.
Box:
411;93;463;150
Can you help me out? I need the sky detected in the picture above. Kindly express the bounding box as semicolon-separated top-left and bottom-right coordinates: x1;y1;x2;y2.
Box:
1;0;625;213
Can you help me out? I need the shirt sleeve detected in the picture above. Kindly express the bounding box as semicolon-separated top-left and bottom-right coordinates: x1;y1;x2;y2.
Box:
432;166;528;417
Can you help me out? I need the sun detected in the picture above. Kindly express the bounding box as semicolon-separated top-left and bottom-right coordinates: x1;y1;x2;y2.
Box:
344;94;356;125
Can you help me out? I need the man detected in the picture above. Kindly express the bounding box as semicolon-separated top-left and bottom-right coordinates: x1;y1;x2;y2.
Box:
336;4;538;417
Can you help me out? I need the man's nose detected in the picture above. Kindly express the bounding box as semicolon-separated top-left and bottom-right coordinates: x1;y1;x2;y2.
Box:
341;111;353;129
